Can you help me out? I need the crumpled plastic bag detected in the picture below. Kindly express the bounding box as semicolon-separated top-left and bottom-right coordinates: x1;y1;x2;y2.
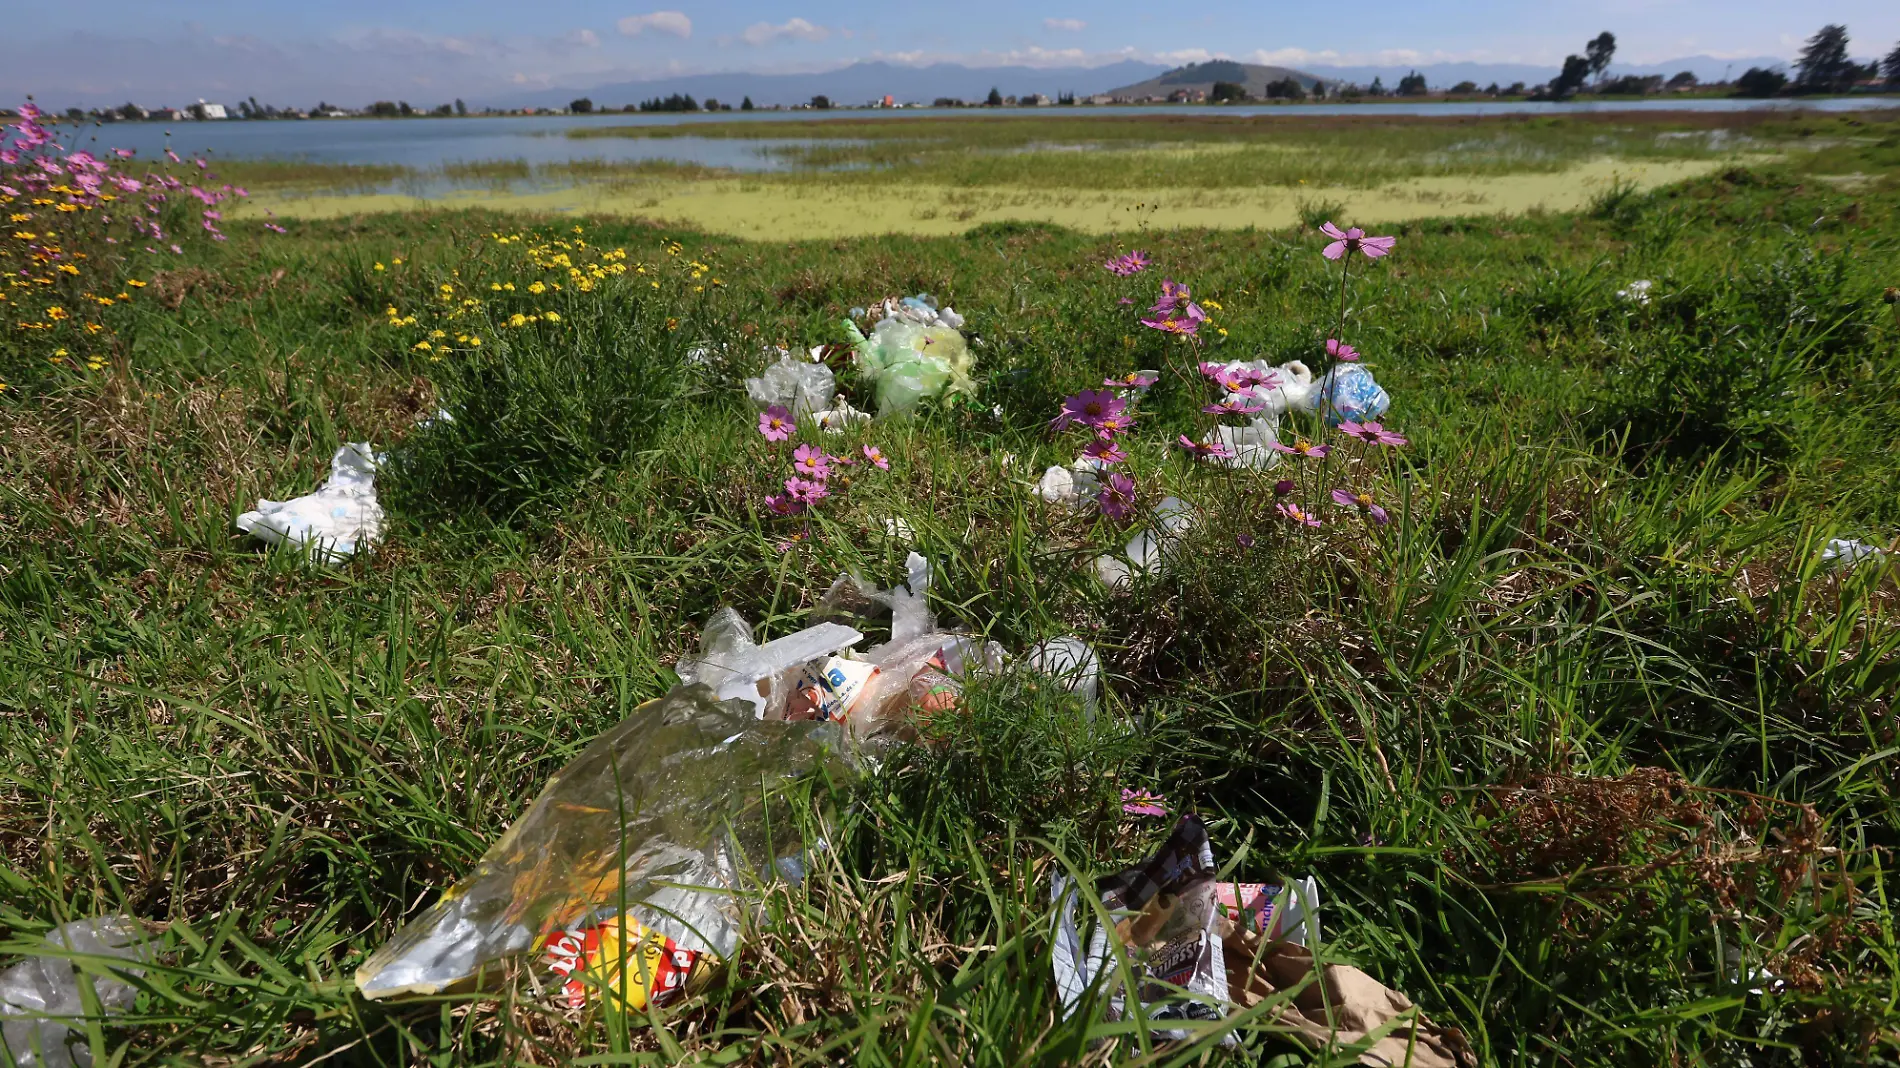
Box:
674;610;863;719
870;293;965;331
744;349;837;420
807;553;1004;737
354;684;844;1006
1;916;151;1068
1822;537;1886;570
846;307;976;417
1095;497;1196;590
1050;815;1467;1063
1052;815;1237;1042
1313;364;1391;427
1025;637;1101;715
235;443;383;564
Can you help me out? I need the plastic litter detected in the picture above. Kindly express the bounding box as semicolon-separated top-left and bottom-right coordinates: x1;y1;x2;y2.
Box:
674;609;863;719
813;396;871;435
1;916;150;1068
845;297;976;416
234;443;383;564
1034;463;1101;507
743;349;837;420
354;683;844;1005
1205;416;1284;471
1617;279;1654;306
1053;817;1464;1063
1096;497;1196;591
1312;364;1391;427
1024;637;1101;714
1822;538;1885;569
807;553;1006;736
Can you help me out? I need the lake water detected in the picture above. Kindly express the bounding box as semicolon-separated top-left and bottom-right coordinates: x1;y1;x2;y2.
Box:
20;96;1900;172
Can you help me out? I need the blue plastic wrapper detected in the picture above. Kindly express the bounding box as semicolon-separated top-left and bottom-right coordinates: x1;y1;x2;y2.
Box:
1315;365;1390;426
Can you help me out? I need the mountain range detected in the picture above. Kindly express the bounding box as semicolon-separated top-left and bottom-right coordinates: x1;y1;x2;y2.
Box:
493;54;1796;111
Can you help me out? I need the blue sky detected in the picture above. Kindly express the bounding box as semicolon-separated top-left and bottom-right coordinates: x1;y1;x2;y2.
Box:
10;1;1899;106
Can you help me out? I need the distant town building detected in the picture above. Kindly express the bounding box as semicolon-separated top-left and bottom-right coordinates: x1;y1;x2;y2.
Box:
1027;93;1052;106
190;99;228;120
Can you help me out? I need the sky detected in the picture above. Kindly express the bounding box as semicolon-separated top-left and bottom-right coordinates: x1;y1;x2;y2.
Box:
8;1;1899;108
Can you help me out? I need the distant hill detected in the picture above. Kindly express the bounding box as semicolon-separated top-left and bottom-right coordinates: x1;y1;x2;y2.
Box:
1102;61;1334;100
495;60;1171;111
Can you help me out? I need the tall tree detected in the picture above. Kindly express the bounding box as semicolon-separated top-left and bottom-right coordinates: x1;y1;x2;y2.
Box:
1551;55;1592;97
1884;41;1900;85
1586;32;1617;84
1795;24;1853;92
985;86;1003;106
454;98;467;116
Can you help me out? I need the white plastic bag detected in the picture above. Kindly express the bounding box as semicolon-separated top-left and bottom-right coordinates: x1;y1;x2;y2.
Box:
744;351;837;420
235;443;382;564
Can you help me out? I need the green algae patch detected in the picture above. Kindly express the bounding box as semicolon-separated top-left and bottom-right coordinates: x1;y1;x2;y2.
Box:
237;157;1737;238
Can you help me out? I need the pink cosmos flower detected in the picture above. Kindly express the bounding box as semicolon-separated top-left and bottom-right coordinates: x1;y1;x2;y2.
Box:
793;443;831;480
265;223;287;234
1176;435;1234;461
170;244;183;254
0;150;16;166
1103;250;1151;276
1118;296;1135;305
1151;278;1193;315
1091;413;1136;437
1104;371;1159;391
1340;420;1408;446
1332;487;1391;525
1204;397;1266;416
764;493;805;517
1320;222;1396;261
1052;389;1127;432
1083;437;1127;464
1097;472;1136;523
758;404;793;441
110;175;142;193
202;209;221;221
785;476;829;505
863;444;890;470
113;148;136;159
1270;438;1331;459
1277;502;1322;528
1325;338;1360;361
1141;314;1201;338
1121;788;1168;817
165;149;181;163
17;103;42;122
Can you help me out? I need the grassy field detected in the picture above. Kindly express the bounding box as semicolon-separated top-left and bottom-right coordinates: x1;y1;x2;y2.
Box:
4;111;1900;1065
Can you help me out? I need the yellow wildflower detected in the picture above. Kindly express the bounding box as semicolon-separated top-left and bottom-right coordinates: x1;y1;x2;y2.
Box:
528;281;546;295
373;262;386;271
11;232;35;241
126;279;145;288
45;306;67;320
429;329;446;339
543;311;561;323
469;336;482;347
55;203;78;213
414;341;433;351
57;264;79;275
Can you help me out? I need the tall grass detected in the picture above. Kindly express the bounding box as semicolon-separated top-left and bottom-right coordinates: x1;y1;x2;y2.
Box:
0;126;1897;1064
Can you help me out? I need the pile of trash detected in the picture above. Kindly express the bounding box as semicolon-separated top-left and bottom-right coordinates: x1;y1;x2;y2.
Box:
234;443;383;564
1054;816;1472;1065
844;295;975;417
355;553;1102;1013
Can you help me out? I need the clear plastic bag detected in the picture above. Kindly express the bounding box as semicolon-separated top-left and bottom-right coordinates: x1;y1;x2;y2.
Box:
1;916;150;1068
743;352;837;420
354;684;845;1002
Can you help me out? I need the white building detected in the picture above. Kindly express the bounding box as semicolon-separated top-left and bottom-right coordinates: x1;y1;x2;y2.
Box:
194;99;228;120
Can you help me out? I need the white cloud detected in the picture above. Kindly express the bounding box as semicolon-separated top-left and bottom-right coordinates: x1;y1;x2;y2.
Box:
617;11;692;39
741;17;830;46
1043;18;1086;32
567;29;601;49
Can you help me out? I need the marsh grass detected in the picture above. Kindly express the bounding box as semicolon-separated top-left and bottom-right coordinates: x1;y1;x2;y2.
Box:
1;123;1898;1064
